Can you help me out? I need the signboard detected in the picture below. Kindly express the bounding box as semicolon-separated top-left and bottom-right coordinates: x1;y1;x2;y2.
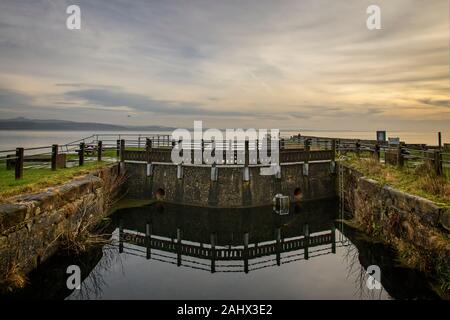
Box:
388;137;400;146
376;130;386;142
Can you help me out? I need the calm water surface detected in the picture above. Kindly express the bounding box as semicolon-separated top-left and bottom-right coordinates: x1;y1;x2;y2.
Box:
0;130;448;151
5;200;438;300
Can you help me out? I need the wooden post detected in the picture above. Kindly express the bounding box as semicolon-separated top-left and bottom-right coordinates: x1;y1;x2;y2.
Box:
305;139;311;163
398;144;404;168
355;139;360;157
116;139;120;157
244;232;249;274
438;132;442;150
331;139;336;161
146;222;152;260
256;139;259;164
79;142;85;166
434;150;443;176
276;228;281;266
15;147;24;180
177;228;182;267
374;143;380;162
51;144;58;171
331;224;336;254
119;219;124;254
244;139;249;166
234;138;238;164
304;224;309;260
191;141;195;165
201;139;205;164
120;139;125;162
146;138;152;163
210;233;216;273
97;141;102;162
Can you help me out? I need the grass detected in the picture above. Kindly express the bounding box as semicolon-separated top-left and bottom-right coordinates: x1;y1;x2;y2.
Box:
343;152;450;207
0;161;114;201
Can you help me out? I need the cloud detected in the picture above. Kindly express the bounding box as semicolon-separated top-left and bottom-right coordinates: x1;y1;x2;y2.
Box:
64;87;257;117
0;0;447;132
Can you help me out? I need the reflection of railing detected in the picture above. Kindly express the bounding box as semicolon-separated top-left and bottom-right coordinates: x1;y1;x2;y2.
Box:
118;225;338;273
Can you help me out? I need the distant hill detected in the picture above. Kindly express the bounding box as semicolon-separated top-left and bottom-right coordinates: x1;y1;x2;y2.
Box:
0;117;176;131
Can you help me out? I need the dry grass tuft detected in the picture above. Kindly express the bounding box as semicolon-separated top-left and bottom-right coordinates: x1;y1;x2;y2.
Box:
0;262;27;293
60;171;126;254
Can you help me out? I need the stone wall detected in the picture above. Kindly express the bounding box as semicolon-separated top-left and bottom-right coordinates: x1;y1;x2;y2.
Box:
0;164;120;277
123;161;336;207
341;165;448;229
341;165;450;291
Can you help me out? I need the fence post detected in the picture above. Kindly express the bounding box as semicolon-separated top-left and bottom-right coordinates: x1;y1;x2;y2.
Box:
398;144;404;168
116;139;120;158
120;139;125;163
79;142;85;166
97;141;102;162
304;139;311;176
374;143;380;162
15;147;24;180
244;139;249;166
146;138;152;163
438;132;442;150
201;139;205;164
331;139;336;161
51;144;58;171
355;139;360;157
434;150;443;176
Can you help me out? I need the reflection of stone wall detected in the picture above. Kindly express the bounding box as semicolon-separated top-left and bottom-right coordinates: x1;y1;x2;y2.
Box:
124;161;337;207
0;165;120;277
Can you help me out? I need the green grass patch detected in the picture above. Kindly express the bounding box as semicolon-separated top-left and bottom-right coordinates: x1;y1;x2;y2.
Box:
0;161;113;201
343;153;450;207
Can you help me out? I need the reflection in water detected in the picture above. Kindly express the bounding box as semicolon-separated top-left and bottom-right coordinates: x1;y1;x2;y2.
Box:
2;199;439;300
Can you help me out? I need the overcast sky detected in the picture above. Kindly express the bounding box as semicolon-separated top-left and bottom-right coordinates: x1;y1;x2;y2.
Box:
0;0;448;131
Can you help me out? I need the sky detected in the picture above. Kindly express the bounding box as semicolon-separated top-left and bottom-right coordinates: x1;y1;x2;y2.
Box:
0;0;448;131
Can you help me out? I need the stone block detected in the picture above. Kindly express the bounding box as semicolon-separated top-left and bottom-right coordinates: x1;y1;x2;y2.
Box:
0;203;28;232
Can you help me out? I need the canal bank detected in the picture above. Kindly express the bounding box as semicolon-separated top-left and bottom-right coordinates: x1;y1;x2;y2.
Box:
340;165;450;298
0;164;122;290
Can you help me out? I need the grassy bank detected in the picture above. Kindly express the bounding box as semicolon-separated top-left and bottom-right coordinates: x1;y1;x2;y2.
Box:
343;152;450;208
342;152;450;297
0;161;113;201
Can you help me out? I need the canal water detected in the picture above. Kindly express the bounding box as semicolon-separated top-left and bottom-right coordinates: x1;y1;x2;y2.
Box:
4;199;439;300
